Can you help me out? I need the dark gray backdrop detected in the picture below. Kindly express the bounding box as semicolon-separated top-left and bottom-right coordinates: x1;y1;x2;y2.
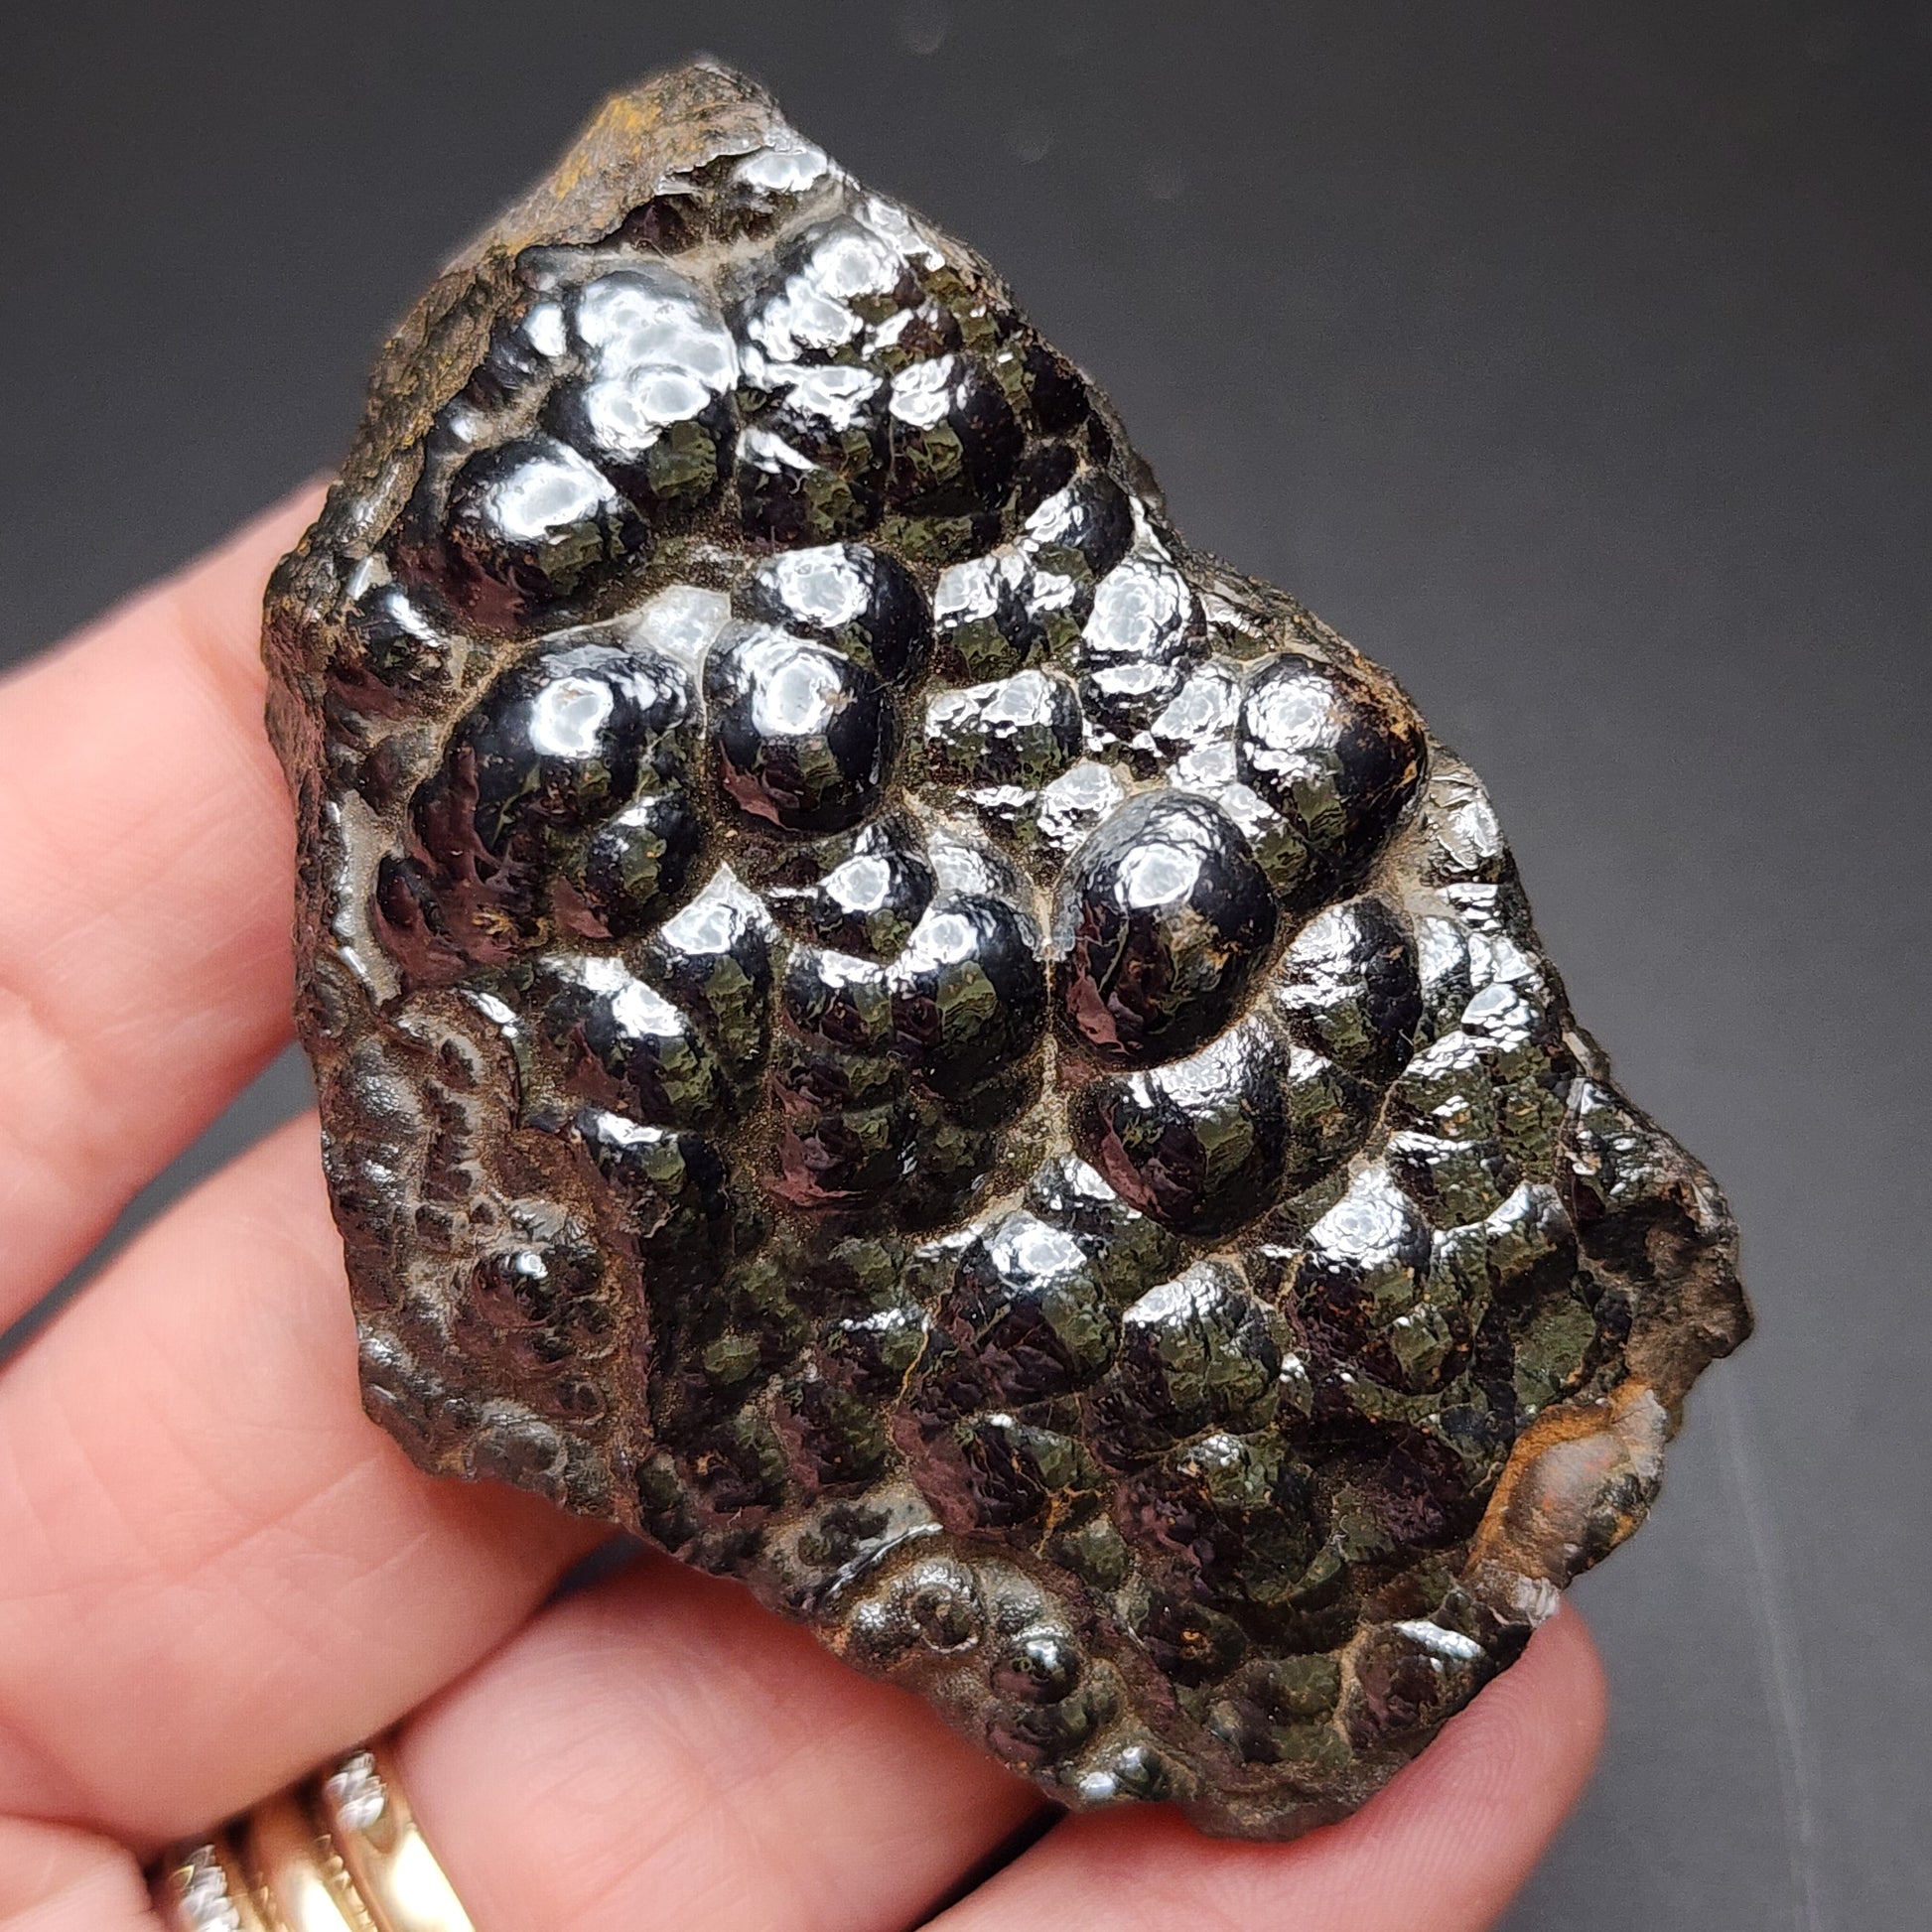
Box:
3;4;1926;1925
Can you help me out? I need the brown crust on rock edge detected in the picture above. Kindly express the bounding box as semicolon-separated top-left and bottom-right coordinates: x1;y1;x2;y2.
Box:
264;60;1750;1838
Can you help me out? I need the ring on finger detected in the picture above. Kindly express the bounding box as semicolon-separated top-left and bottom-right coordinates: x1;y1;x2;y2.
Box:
149;1737;473;1932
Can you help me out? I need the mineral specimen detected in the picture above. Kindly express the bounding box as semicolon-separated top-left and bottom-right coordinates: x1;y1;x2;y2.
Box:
264;61;1750;1838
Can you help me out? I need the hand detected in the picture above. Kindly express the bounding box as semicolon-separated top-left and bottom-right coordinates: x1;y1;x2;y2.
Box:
0;494;1605;1931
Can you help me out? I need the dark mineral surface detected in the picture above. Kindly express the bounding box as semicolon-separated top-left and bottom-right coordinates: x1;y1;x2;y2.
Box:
264;61;1750;1838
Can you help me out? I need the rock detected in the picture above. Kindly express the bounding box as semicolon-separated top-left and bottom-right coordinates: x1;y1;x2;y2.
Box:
263;60;1750;1841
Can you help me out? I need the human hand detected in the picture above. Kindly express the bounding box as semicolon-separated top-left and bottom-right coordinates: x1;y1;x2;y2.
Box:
0;493;1604;1931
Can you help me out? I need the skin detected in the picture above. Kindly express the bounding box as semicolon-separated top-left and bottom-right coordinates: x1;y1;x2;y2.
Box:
0;494;1605;1931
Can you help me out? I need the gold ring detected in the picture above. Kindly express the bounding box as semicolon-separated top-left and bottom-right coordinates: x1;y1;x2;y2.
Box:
150;1737;474;1932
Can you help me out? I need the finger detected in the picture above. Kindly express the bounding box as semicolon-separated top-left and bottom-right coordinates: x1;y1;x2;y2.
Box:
0;1819;152;1932
393;1551;1044;1932
0;489;320;1328
928;1608;1606;1932
0;1115;599;1841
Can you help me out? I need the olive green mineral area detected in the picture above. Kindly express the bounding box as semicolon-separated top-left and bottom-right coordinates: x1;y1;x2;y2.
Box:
264;59;1749;1839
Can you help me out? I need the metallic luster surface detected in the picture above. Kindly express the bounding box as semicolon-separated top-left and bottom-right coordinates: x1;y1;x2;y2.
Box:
263;61;1750;1839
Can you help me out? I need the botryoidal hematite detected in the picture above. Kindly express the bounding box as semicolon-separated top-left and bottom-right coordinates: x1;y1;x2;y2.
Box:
264;62;1750;1838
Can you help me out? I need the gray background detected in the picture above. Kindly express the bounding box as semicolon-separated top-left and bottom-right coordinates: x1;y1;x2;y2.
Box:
3;2;1926;1925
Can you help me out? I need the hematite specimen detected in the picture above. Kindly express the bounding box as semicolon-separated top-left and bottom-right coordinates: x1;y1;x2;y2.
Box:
264;62;1750;1838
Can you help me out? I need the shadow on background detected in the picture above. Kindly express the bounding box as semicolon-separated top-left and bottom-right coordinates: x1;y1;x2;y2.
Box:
3;4;1927;1924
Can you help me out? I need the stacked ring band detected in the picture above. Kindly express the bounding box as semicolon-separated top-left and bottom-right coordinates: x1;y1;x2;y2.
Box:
150;1738;473;1932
